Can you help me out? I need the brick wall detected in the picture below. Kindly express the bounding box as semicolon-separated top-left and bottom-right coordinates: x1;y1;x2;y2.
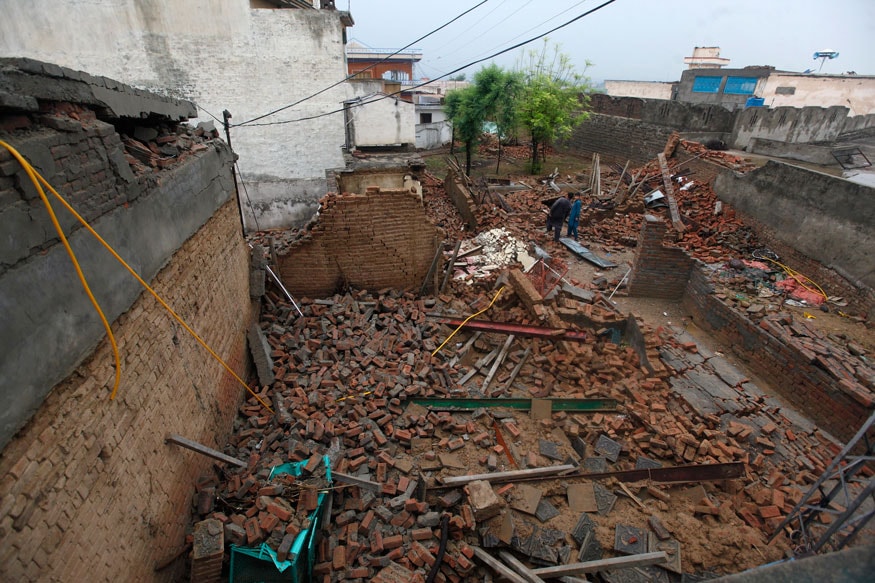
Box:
278;188;441;298
627;215;693;299
443;168;478;231
561;113;676;165
682;264;872;444
0;200;253;582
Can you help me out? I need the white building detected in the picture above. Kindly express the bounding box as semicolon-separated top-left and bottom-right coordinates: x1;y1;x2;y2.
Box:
0;0;355;231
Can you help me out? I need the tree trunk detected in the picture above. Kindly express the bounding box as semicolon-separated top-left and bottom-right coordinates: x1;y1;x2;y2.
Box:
495;138;503;174
450;127;456;155
531;137;541;174
465;141;473;176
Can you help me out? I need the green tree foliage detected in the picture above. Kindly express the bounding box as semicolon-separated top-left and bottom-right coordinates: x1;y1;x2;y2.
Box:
445;65;523;175
516;40;592;173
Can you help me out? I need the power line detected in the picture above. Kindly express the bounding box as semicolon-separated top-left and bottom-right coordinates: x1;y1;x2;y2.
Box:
234;0;491;127
435;0;534;64
235;0;619;129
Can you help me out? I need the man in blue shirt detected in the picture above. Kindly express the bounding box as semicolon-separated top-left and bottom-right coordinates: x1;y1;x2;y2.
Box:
566;194;582;240
546;191;576;242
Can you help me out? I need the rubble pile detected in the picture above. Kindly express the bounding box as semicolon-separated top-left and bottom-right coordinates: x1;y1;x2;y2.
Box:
680;140;757;172
120;121;219;173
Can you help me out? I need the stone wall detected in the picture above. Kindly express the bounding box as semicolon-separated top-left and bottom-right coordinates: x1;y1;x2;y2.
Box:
627;215;693;299
277;188;441;298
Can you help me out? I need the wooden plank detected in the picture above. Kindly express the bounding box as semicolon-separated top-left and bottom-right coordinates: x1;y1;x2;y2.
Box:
607;160;630;199
472;547;530;583
483;334;515;392
420;242;444;295
449;331;481;368
165;434;246;467
441;464;576;487
440;241;462;294
498;550;547;583
532;551;667;577
333;471;382;492
657;153;685;233
504;346;531;391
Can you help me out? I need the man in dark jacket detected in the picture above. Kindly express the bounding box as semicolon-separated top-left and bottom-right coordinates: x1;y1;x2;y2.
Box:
546;191;575;242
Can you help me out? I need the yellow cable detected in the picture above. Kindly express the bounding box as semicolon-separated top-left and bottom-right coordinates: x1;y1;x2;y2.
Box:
758;256;828;300
1;140;122;398
432;286;505;356
2;141;273;412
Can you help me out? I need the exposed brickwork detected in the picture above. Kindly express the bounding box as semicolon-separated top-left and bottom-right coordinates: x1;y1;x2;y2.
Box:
562;113;676;165
682;263;873;444
628;215;693;300
278;188;441;298
675;145;727;186
0;200;253;582
443;168;478;231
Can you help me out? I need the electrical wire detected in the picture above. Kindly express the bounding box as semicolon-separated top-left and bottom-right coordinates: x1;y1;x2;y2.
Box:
432;287;505;356
235;0;491;127
1;140;122;400
434;0;534;64
236;0;619;128
1;140;274;412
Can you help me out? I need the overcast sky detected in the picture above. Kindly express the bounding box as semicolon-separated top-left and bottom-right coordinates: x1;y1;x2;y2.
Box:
345;0;874;83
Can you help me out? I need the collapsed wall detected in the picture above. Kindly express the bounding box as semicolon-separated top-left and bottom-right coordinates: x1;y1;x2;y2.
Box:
625;215;874;444
0;61;253;581
277;186;441;298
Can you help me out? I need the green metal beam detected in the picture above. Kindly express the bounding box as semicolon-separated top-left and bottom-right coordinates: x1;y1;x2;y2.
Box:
408;397;618;412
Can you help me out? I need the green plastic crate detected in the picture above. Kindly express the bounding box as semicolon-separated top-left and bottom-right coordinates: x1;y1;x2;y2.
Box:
230;456;331;583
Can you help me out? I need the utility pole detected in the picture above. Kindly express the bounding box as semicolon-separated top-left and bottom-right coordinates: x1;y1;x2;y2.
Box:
223;109;248;235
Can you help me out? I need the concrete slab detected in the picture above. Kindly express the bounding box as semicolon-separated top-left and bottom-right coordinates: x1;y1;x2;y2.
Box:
708;355;749;387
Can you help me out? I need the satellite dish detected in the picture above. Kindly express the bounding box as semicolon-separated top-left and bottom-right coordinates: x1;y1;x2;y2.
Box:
813;50;839;72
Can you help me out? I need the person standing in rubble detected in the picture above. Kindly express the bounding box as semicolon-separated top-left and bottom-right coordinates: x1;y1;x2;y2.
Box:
546;191;576;242
566;193;582;241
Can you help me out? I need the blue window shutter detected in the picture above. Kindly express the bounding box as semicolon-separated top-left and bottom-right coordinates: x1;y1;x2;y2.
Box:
724;76;758;95
692;76;722;93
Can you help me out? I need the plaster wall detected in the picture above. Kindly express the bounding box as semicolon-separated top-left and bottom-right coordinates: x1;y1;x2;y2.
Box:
0;0;352;231
760;74;875;116
347;94;415;148
604;80;675;100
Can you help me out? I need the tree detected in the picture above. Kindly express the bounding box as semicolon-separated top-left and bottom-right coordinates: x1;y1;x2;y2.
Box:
516;40;592;173
445;65;523;175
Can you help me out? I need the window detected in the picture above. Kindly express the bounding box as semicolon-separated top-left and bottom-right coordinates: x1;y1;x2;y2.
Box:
692;76;722;93
724;76;758;95
419;113;432;124
775;86;796;95
353;70;372;79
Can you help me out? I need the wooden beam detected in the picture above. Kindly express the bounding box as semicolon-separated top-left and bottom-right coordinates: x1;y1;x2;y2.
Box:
498;550;547;583
483;335;515;392
440;464;576;487
440;241;462;294
333;471;382;492
531;552;667;577
165;434;246;467
504;346;531;391
472;547;530;583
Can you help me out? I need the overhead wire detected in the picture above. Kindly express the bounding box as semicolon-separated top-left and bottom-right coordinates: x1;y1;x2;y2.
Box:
234;0;491;127
434;0;534;64
0;140;274;412
235;0;619;129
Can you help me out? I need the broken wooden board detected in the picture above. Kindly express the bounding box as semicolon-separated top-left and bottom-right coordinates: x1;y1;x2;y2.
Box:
531;552;668;578
165;434;245;467
439;464;577;487
657;153;685;233
559;238;618;268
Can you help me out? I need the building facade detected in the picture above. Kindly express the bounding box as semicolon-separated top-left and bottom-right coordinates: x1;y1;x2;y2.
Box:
0;0;355;231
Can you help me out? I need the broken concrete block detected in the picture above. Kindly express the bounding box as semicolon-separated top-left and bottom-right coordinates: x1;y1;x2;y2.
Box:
567;482;598;513
466;480;504;521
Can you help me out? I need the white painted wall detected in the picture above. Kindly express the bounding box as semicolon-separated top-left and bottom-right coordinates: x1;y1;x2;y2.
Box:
347;94;415;148
605;80;674;100
760;74;875;116
416;121;452;150
0;0;352;231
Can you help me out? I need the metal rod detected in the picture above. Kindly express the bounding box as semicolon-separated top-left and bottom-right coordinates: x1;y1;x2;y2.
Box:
265;263;304;318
